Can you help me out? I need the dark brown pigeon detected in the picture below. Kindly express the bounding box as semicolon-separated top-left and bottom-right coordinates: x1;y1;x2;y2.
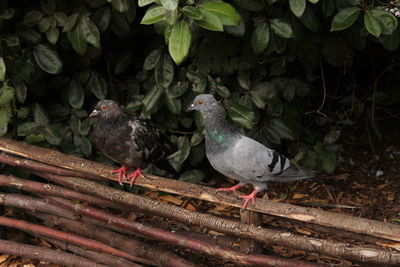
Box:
90;99;177;185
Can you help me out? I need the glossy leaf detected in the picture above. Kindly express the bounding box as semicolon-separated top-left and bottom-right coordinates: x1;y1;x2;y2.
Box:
289;0;306;18
269;118;295;140
143;49;162;70
0;110;9;135
228;103;257;130
331;7;360;31
190;130;204;146
33;44;62;74
160;0;178;11
270;19;294;38
111;0;130;12
196;10;223;31
165;95;181;114
74;135;92;156
92;7;112;33
200;1;240;26
67;80;84;109
168;21;192;65
167;81;189;98
182;6;203;20
32;102;49;126
138;0;156;7
179;169;205;183
89;72;107;99
63;13;78;32
251;22;269;54
141;5;166;25
251;82;277;109
370;9;397;35
232;0;265;12
364;10;382;38
0;57;5;81
143;85;164;113
67;23;87;55
155;53;174;88
17;122;39;136
44;125;62;145
79;15;101;48
14;80;27;104
46;27;59;44
23;10;44;26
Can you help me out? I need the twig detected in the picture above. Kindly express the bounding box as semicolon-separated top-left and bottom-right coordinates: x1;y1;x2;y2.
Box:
30;212;195;267
0;239;108;267
37;236;143;267
0;215;144;262
306;60;327;117
0;139;399;243
45;196;323;267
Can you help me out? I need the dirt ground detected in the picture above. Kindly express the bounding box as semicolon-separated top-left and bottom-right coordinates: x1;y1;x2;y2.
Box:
2;122;400;267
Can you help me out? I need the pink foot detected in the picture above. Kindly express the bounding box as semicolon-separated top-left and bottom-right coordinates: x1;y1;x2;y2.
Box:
111;165;130;185
127;168;145;186
216;183;243;192
239;189;260;209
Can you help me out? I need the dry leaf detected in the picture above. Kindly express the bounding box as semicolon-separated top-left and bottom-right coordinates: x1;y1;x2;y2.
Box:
185;203;196;211
292;193;308;199
158;195;183;205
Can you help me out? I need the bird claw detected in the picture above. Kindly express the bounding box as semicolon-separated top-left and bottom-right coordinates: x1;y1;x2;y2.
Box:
128;168;145;187
111;166;129;186
239;189;260;209
216;183;243;192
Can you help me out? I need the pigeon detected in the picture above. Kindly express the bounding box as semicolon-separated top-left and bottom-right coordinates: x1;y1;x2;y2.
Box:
187;94;316;209
90;99;178;185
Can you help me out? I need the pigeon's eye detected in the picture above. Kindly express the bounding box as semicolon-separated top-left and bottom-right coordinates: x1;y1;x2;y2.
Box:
101;105;107;110
197;100;204;105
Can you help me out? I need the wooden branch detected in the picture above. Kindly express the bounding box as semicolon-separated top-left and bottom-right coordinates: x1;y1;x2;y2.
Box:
1;137;399;243
37;236;143;267
0;215;145;262
31;212;195;267
46;196;322;267
0;239;108;267
39;172;400;266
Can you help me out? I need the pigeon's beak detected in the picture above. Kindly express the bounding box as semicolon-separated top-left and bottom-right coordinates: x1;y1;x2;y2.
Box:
89;109;98;117
187;104;195;112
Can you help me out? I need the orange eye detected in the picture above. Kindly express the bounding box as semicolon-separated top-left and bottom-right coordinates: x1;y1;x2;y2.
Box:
197;100;204;105
101;105;107;110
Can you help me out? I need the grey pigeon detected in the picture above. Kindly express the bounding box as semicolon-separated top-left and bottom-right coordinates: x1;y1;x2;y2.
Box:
187;94;315;209
90;99;177;185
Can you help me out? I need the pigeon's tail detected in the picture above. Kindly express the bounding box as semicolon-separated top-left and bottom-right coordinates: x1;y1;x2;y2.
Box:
273;164;316;182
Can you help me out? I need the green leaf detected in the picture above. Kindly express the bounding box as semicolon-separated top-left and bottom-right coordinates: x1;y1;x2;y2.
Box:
270;19;294;38
74;135;92;157
14;80;27;104
17;122;39;136
251;82;277;109
111;0;130;12
44;125;62;145
38;17;51;33
155;53;174;88
324;130;341;144
54;12;67;26
301;151;318;169
290;0;306;18
381;26;400;51
266;99;283;117
63;13;78;32
33;44;63;74
370;9;398;35
167;81;188;98
138;0;156;7
160;0;178;11
79;15;101;48
168;21;192;65
172;136;191;167
92;7;112;33
228;103;257;130
190;130;204;146
179;169;205;183
143;85;164;113
331;7;360;31
200;1;240;26
322;152;336;174
40;0;56;14
251;22;270;54
364;10;382;38
143;49;162;70
23;10;44;26
0;110;10;135
141;5;166;25
164;9;178;25
196;10;223;31
216;82;230;97
182;6;203;20
46;27;59;44
32;102;49;126
0;57;6;82
188;144;205;166
309;0;319;3
89;72;107;99
67;24;87;55
269;118;295;140
67;80;84;109
165;95;181;114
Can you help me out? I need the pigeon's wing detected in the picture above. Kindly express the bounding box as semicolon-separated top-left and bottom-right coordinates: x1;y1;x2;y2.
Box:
127;117;177;164
225;135;313;183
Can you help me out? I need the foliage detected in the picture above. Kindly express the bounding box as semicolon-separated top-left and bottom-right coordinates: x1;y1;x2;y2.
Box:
1;0;400;182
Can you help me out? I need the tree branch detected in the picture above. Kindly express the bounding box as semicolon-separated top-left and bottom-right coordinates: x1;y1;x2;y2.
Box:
0;239;108;267
1;137;399;244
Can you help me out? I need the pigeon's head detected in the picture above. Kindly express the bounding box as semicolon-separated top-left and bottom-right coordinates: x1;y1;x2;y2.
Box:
89;99;122;119
187;94;220;113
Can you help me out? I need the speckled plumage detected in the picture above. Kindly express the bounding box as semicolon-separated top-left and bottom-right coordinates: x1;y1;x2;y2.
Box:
90;100;177;182
188;94;315;208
